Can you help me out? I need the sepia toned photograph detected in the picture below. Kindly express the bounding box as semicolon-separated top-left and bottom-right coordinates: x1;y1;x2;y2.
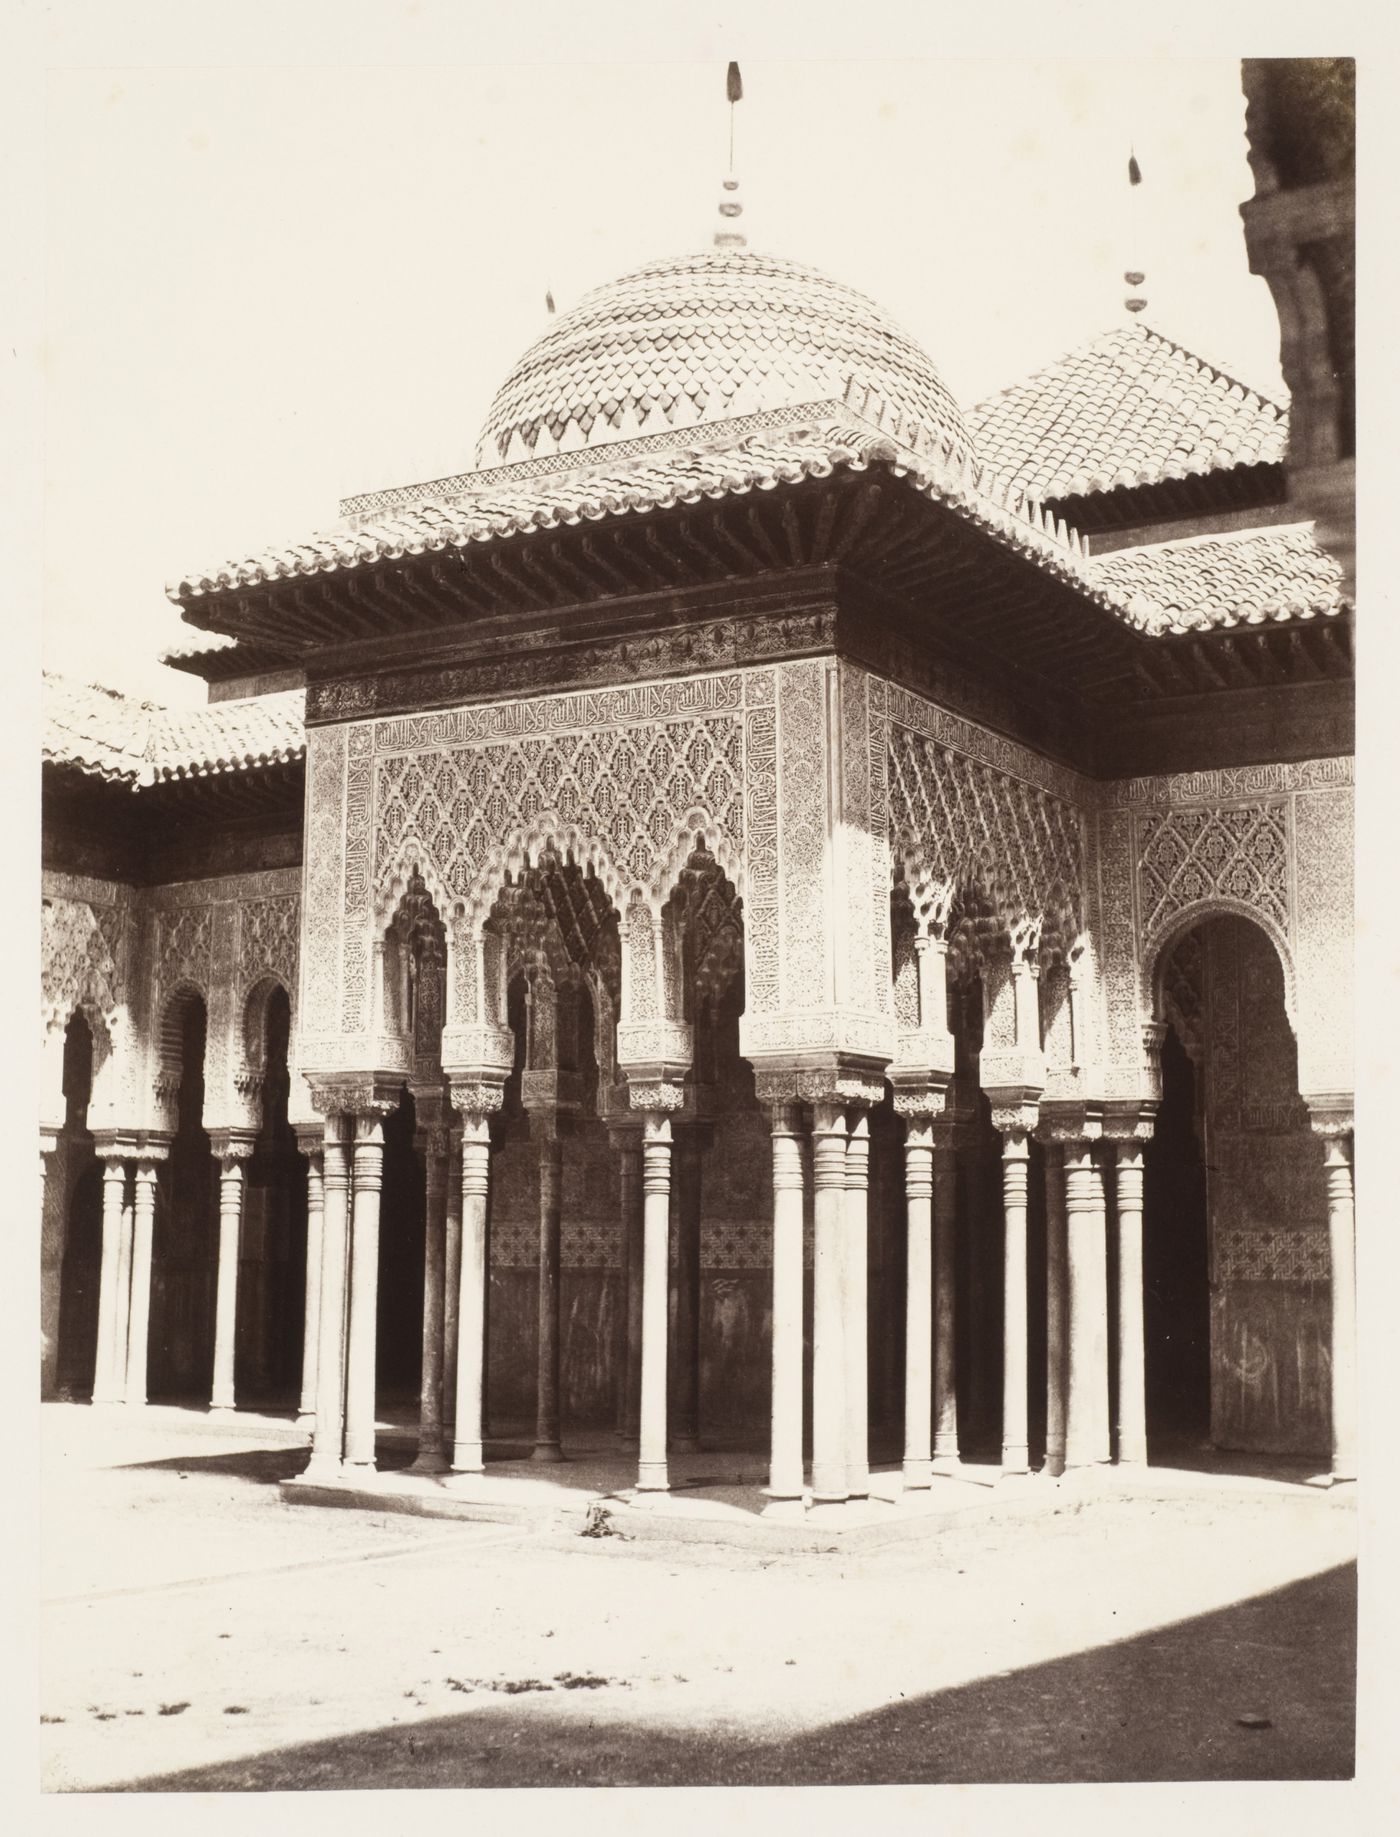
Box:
26;6;1374;1812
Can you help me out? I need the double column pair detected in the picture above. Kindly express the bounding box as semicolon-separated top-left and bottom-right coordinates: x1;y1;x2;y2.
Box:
90;1142;166;1408
764;1097;874;1517
304;1102;494;1482
1036;1118;1150;1475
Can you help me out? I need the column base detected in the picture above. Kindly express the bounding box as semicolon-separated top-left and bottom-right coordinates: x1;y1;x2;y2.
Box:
300;1455;345;1484
529;1441;566;1464
760;1489;807;1522
806;1497;852;1524
294;1410;316;1434
341;1460;380;1485
901;1458;933;1491
123;1394;148;1409
450;1440;484;1475
409;1447;451;1475
1000;1445;1030;1478
635;1460;669;1492
207;1403;238;1420
932;1435;960;1463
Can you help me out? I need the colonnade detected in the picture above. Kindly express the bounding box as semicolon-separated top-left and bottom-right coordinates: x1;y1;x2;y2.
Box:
55;1083;1358;1502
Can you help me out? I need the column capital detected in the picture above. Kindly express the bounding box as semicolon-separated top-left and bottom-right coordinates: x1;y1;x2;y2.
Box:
305;1072;403;1119
415;1124;456;1161
92;1129;166;1163
209;1128;257;1166
989;1096;1040;1140
447;1076;506;1119
752;1060;886;1111
294;1121;327;1160
617;1020;693;1113
890;1074;950;1122
1036;1099;1102;1145
1101;1101;1158;1144
1305;1096;1354;1140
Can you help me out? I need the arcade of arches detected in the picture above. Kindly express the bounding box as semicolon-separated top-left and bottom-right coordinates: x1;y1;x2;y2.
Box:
39;672;1356;1510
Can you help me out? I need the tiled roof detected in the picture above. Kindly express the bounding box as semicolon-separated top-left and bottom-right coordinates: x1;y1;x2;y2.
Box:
1086;525;1346;635
168;416;1097;606
475;248;973;471
968;322;1289;502
43;674;305;787
43;677;152;784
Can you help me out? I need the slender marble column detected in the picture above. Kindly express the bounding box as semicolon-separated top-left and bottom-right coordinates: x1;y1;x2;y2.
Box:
610;1130;639;1439
810;1102;849;1505
621;1133;645;1441
411;1129;450;1473
343;1114;385;1474
902;1115;934;1491
1064;1140;1111;1468
1000;1129;1031;1476
442;1125;462;1434
92;1156;129;1404
1320;1129;1357;1482
931;1120;959;1462
765;1102;806;1513
113;1189;135;1403
532;1118;565;1462
295;1139;325;1431
636;1111;673;1492
210;1145;252;1413
124;1160;161;1407
670;1123;704;1455
1043;1142;1068;1476
304;1118;351;1478
843;1109;871;1499
451;1113;491;1475
1113;1140;1148;1467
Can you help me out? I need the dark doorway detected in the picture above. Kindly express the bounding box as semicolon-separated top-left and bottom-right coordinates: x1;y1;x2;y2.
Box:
1143;1024;1211;1448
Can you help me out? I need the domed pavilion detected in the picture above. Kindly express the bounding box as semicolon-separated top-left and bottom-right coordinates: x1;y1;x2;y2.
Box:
41;162;1355;1525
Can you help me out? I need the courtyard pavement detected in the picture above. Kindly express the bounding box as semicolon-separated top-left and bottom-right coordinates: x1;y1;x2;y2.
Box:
36;1402;1359;1797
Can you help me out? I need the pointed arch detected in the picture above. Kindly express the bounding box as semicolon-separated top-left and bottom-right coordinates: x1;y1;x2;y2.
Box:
1144;898;1297;1035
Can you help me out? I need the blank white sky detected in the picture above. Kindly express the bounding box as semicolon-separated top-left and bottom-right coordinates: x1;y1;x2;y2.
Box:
40;29;1292;704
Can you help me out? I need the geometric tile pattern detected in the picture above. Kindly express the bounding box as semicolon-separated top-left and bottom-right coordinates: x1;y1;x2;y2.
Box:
1216;1226;1330;1283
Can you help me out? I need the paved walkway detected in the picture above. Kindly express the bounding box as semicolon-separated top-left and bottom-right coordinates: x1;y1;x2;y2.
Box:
39;1403;1357;1791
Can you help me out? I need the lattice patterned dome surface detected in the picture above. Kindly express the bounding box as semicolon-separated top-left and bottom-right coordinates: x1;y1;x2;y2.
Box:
476;248;973;468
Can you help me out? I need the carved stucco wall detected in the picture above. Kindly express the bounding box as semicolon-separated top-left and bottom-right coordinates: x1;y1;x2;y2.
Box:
1095;757;1354;1104
145;870;302;1131
40;868;301;1137
40;873;141;1130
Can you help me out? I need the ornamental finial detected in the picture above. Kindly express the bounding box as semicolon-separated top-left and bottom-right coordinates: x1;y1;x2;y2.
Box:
1124;146;1147;314
715;61;747;250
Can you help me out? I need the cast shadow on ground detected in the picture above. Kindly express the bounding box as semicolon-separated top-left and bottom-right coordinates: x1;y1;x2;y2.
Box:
113;1562;1355;1791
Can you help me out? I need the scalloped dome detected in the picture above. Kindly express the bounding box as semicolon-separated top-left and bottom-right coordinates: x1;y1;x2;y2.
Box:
475;248;972;469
